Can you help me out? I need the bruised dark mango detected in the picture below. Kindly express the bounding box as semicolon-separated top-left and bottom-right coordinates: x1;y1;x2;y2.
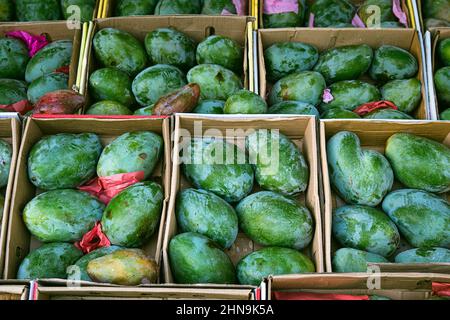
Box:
369;45;418;82
309;0;355;27
154;0;202;14
27;72;69;104
15;0;62;21
85;100;132;115
89;67;135;106
196;35;243;74
0;38;29;80
332;248;388;272
115;0;158;16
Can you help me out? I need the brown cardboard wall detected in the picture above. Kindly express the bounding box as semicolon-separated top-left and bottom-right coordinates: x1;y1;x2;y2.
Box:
0;285;28;300
430;28;450;119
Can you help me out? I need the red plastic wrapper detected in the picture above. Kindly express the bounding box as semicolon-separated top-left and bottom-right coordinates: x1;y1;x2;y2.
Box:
432;283;450;297
273;291;370;300
54;65;70;74
0;99;34;115
32;90;85;115
6;30;49;57
353;100;398;116
78;171;145;204
75;221;111;254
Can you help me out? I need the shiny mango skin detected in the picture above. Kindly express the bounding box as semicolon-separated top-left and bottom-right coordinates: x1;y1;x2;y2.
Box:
27;72;69;104
154;0;202;14
145;28;196;72
332;248;388;272
263;0;306;28
423;0;450;23
0;79;28;105
89;67;135;106
380;78;421;113
327;131;394;206
68;246;122;282
369;45;418;82
0;0;14;21
115;0;158;16
313;45;373;84
169;232;236;284
15;0;61;21
0;140;12;188
385;133;450;193
435;67;450;106
268;101;319;116
395;247;450;263
132;64;186;106
264;42;318;82
17;243;82;280
223;89;268;114
382;189;450;248
85;100;133;115
187;64;242;101
28;133;102;190
23;190;104;242
97;131;163;179
93;28;148;77
0;38;29;80
268;71;326;106
236;192;313;250
102;182;164;248
363;109;414;119
357;0;395;25
321;108;361;119
201;0;236;14
196;35;243;74
308;0;355;27
192;100;224;114
176;188;238;249
25;40;73;83
441;108;450;120
237;247;315;286
333;205;400;257
87;249;158;285
438;38;450;67
182;138;254;203
246;130;309;195
61;0;96;22
319;80;381;112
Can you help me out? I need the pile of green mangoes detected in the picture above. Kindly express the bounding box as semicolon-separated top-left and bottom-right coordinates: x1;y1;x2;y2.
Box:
0;138;12;230
435;37;450;120
17;130;165;285
169;131;316;286
263;0;407;29
422;0;450;28
264;41;422;119
327;131;450;272
0;35;72;108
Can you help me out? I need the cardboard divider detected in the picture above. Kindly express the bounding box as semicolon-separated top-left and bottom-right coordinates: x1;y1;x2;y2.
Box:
258;28;429;119
0;281;29;300
163;114;324;286
4;117;171;284
320;119;450;273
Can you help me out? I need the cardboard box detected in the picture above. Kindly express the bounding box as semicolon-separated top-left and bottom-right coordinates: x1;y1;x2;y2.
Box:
163;114;324;286
0;118;21;279
0;281;29;300
320;119;450;273
263;273;450;300
258;28;430;119
4;116;171;284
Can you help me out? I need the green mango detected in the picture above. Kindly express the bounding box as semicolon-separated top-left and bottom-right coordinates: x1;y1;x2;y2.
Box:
320;80;381;112
395;247;450;263
93;28;147;77
381;78;421;113
321;108;361;119
86;100;132;115
89;67;135;106
328;22;354;28
187;64;242;100
17;243;82;280
237;247;315;286
327;131;394;206
309;0;355;27
264;42;318;82
68;246;122;282
333;205;400;257
385;133;450;193
0;0;14;21
27;72;69;104
423;0;450;23
16;0;61;21
23;190;104;242
169;232;236;284
0;79;28;105
438;38;450;67
0;140;12;188
441;108;450;120
313;45;373;84
246;130;309;195
263;0;306;28
196;35;243;74
192;100;225;114
115;0;158;16
97;131;163;179
182;138;254;203
370;45;418;82
382;189;450;248
132;64;186;106
268;101;320;116
236;192;313;250
201;0;236;14
61;0;96;22
268;71;326;106
28;133;102;190
154;0;202;14
363;108;414;119
176;188;238;249
102;182;163;248
0;38;29;80
25;40;73;83
332;248;388;272
145;28;196;71
358;0;395;26
425;18;450;28
87;249;158;285
435;67;450;106
224;89;267;114
134;105;155;115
